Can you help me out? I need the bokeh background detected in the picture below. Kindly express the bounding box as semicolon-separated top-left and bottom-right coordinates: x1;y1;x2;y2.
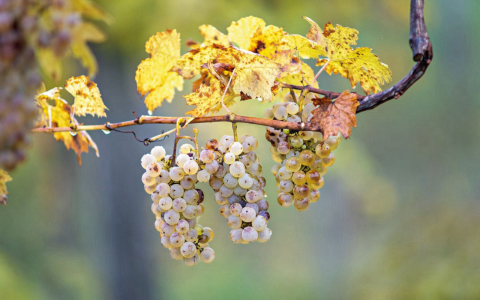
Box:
1;0;480;299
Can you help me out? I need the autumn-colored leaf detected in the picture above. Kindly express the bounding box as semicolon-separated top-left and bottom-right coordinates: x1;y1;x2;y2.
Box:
317;46;392;95
226;17;298;77
199;25;230;47
36;88;100;165
136;30;184;112
303;16;327;49
310;91;359;139
303;18;392;94
282;34;326;59
183;79;235;117
71;22;106;77
227;16;266;50
0;169;12;205
65;76;107;117
174;45;280;101
72;0;114;24
276;61;318;99
36;2;109;79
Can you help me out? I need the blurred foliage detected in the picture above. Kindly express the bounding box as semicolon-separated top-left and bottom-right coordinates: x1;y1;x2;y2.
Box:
1;0;479;299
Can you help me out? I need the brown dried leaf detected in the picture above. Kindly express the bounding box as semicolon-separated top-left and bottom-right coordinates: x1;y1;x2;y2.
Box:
311;91;359;139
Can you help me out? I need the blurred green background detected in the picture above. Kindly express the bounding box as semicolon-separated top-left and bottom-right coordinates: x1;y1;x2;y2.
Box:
1;0;480;299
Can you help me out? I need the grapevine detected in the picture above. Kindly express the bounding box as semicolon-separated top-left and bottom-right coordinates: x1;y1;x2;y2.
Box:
0;0;432;265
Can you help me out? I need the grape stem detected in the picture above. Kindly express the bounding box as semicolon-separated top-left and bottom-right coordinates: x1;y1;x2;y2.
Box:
311;59;329;85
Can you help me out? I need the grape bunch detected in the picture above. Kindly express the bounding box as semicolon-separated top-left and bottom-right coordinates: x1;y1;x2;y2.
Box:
0;0;42;170
0;0;90;171
196;135;272;244
265;93;341;211
141;145;215;266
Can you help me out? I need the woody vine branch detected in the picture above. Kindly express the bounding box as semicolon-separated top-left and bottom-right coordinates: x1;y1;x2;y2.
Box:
31;0;432;136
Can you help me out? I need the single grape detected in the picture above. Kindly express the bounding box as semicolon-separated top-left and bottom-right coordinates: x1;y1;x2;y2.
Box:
200;247;215;263
164;209;180;225
299;150;315;166
229;161;246;178
205;160;219;174
229;142;243;155
293;198;309;211
308;189;320;203
286;102;299;115
252;215;267;231
146;162;161;177
169;184;184;199
227;215;242;229
170;232;185;247
230;228;243;244
315;143;331;158
240;207;256;222
285;156;301;172
224;152;236;164
273;105;287;120
170;247;183;260
169;167;185;181
242;227;258;242
176;153;190;168
257;227;272;243
142;172;155;185
180;143;194;154
159;197;173;210
184;189;199;204
279;180;294;193
293;185;310;199
322;152;336;167
141;154;156;169
151;146;166;161
183;160;199;175
185;228;198;242
172;198;187;212
277;192;293;207
229;203;243;216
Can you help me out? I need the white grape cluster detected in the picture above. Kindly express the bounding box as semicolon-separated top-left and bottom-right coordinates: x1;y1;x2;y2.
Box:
197;135;272;244
141;145;215;266
265;93;341;211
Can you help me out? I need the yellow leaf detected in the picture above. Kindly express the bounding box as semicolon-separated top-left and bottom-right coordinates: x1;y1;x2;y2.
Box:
225;19;296;76
36;88;100;165
184;79;235;117
65;76;107;117
282;34;326;59
174;45;280;101
71;22;106;77
304;19;392;94
73;0;114;24
277;61;318;99
303;16;327;49
318;47;392;94
227;16;266;49
0;169;12;205
199;25;230;47
136;30;184;112
37;49;62;81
